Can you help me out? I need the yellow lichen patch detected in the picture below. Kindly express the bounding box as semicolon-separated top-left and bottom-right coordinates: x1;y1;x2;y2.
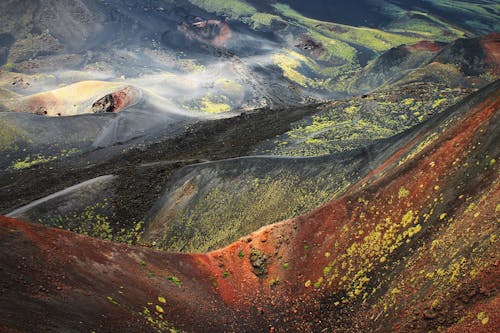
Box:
305;138;324;145
249;12;281;29
189;0;257;19
273;52;311;87
314;277;324;288
379;181;498;316
403;98;415;106
432;98;447;109
401;210;415;227
345;106;358;114
398;133;438;166
200;95;231;113
477;312;489;325
465;203;476;214
157;296;166;304
406;224;422;238
11;148;79;170
273;50;322;88
155;305;164;313
321;206;431;303
398;186;410;199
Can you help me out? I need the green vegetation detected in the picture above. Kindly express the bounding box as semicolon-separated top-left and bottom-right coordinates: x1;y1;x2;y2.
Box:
140;302;180;333
273;4;356;63
186;0;485;98
398;186;410;199
41;201;144;245
319;206;423;302
200;95;231;113
273;49;334;88
273;4;424;61
388;11;465;42
154;170;351;252
268;276;280;287
313;277;323;289
167;276;182;287
248;13;282;29
2;61;15;71
259;83;468;156
189;0;284;33
185;93;234;114
273;52;315;88
12;154;56;169
0;120;30;152
106;296;118;305
189;0;256;19
11;148;79;170
420;0;500;33
477;311;489;325
432;98;447;109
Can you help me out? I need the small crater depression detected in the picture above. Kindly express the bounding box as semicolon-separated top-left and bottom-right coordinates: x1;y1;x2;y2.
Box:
91;86;138;114
92;94;115;113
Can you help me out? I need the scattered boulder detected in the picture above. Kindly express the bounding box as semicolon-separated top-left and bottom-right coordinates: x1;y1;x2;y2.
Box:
249;249;267;277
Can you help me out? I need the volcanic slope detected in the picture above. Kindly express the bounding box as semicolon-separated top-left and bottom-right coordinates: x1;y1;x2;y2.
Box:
1;78;498;332
0;1;498;216
254;33;499;157
142;148;380;253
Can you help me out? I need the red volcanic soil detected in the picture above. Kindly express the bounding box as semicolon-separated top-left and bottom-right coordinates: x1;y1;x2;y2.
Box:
406;40;445;53
0;216;253;332
111;86;138;112
480;33;500;75
1;82;499;332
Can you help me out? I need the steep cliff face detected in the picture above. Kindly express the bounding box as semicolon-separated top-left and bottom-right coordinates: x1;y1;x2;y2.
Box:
1;80;498;332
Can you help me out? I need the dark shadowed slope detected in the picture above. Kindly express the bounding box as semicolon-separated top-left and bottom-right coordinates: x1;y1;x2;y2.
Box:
1;79;498;332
